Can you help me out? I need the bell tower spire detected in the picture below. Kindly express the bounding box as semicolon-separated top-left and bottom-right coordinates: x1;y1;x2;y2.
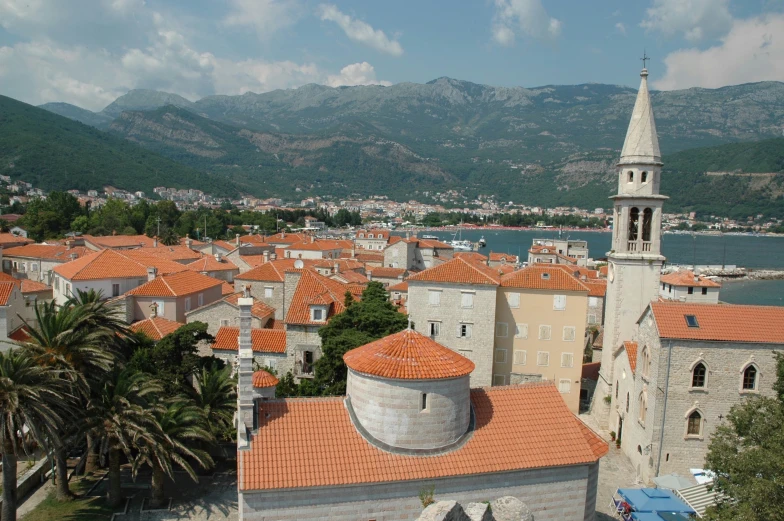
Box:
592;63;667;427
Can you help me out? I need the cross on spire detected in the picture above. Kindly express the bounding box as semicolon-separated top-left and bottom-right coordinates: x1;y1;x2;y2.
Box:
641;50;650;69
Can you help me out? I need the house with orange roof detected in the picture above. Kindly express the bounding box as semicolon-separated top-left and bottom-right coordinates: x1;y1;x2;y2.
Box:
185;292;275;335
493;264;589;413
2;243;92;284
124;270;224;322
366;266;407;287
185;254;240;282
125;244;203;264
527;243;578;266
51;249;188;305
488;252;519;267
234;318;607;521
263;232;308;246
611;301;784;484
210;326;286;372
583;279;607;327
407;257;502;387
282;238;344;260
0;281;27;351
383;235;454;271
0;233;34;249
233;259;317;319
129;313;185;341
354;228;390;251
81;234;156;250
659;269;721;303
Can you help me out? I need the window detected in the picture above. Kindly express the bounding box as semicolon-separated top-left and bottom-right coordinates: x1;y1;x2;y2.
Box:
588;296;599;307
302;351;314;375
495;349;507;364
641;346;650;378
687;411;702;436
626;392;630;413
515;323;528;339
428;321;440;337
642;208;653;242
428;290;441;306
185;297;192;312
513;350;527;365
264;287;273;298
638;392;647;424
538;325;551;340
692;362;706;388
421;393;428;411
54;277;59;291
641;171;648;183
265;358;278;371
495;322;508;337
687;286;694;295
198;293;204;306
461;292;474;308
312;308;324;322
561;352;574;368
615;381;619;399
628;171;634;183
701;287;708;295
65;283;71;296
563;326;576;342
458;323;472;338
558;379;571;393
588;314;597;325
220;319;230;327
31;263;38;272
112;283;120;297
153;300;164;315
537;352;550;366
493;375;507;386
685;314;699;328
553;295;566;310
506;292;520;308
628;207;640;242
742;365;757;390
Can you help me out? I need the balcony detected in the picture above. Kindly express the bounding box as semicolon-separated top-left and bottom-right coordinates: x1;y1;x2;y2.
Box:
627;241;638;252
626;241;653;253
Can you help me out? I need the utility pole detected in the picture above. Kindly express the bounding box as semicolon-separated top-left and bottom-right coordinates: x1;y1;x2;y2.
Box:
204;215;208;240
156;216;161;237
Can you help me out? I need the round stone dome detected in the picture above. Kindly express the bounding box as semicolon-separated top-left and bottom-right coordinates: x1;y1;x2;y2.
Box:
343;329;474;452
251;370;278;400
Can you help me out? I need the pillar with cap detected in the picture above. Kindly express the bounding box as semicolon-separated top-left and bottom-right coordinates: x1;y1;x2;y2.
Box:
237;296;255;449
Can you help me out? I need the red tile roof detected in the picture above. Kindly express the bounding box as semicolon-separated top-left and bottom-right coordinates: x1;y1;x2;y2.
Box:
252;370;279;388
334;271;369;284
285;240;345;252
130;316;185;340
650;301;784;343
220;283;235;296
581;362;601;381
660;269;721;288
3;244;91;261
584;280;607;297
500;265;589;292
367;267;406;278
127;271;223;297
453;252;488;262
344;329;475;380
0;234;33;246
264;232;308;245
241;382;607;491
0;282;17;305
624;341;638;374
388;281;408;292
221;293;276;320
20;279;50;294
236;259;316;282
211;240;237;252
240;235;270;246
186;256;239;273
211;327;286;353
408;257;501;286
489;252;518;263
81;234;155;249
53;249;187;281
285;270;357;325
126;245;203;262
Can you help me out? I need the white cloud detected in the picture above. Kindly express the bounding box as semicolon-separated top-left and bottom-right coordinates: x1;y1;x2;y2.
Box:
223;0;301;39
654;14;784;90
615;22;627;36
641;0;733;42
326;62;391;87
491;0;562;46
318;4;403;56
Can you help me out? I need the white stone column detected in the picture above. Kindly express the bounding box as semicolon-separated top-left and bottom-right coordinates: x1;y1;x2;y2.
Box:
237;297;254;449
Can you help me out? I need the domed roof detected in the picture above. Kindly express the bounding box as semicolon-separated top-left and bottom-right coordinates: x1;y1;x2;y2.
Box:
252;370;280;388
343;329;475;380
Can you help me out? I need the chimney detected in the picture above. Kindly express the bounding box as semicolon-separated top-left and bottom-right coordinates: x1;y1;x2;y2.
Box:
150;302;158;318
271;253;277;261
351;244;356;259
69;253;78;261
147;266;157;281
311;235;315;243
65;240;71;251
112;230;116;236
215;253;222;263
185;235;192;249
237;296;255;449
367;270;372;282
153;236;158;248
236;233;240;246
333;261;340;274
263;250;270;264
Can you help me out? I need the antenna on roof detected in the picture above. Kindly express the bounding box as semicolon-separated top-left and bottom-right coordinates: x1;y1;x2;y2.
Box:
294;259;304;269
407;315;413;330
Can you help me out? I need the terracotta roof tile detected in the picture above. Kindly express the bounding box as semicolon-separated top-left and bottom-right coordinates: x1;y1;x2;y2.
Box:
334;271;369;284
584;280;607;297
354;253;384;263
593;329;604;348
211;327;285;353
130;316;185;341
285;239;345;252
489;252;518;263
126;271;223;297
236;259;316;282
8;326;30;342
222;293;275;320
660;269;721;288
125;245;203;262
3;244;91;261
0;282;17;305
355;229;390;239
252;370;279;388
388;281;408;292
241;382;607;491
186;256;239;273
0;234;33;246
344;329;475;380
651;301;784;343
285;270;356;325
211;240;237;252
53;249;187;281
20;279;50;293
408;257;500;286
220;283;235;296
500;265;589;292
624;341;638;374
81;234;155;249
264;233;308;245
581;362;601;381
239;235;270;246
368;267;407;278
453;252;488;262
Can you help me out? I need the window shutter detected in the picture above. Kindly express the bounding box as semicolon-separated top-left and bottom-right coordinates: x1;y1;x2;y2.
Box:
507;292;520;308
513;350;527;365
515;323;528;338
563;326;576;341
461;292;473;308
561;352;574;368
558;379;571;393
539;325;551;340
554;295;566;310
495;322;508;337
537;352;549;366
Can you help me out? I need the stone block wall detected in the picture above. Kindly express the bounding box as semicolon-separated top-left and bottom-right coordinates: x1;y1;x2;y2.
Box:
282;325;322;379
185;301;264;335
233;280;284;319
239;464;597;521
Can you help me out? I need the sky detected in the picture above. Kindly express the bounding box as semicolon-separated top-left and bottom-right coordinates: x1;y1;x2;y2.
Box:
1;0;783;111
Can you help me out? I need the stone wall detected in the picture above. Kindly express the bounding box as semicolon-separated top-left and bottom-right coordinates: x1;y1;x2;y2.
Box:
233;279;284;319
239;463;598;521
185;301;266;335
283;324;322;379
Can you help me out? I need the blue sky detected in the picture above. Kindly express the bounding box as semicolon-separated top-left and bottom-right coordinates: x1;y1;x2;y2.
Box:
1;0;782;110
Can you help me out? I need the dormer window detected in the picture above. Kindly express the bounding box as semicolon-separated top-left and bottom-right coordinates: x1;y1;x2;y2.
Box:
310;305;327;322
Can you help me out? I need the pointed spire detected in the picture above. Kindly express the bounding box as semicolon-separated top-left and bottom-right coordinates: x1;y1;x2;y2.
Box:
619;68;661;165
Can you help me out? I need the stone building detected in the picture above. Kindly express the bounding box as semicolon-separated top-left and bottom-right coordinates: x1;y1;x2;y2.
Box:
236;327;607;520
384;237;454;270
125;270;224;323
185;254;240;282
407;257;502;387
659;269;720;303
210;325;287;371
611;302;784;483
592;65;667;426
354;228;390;251
2;243;91;284
493;264;589;412
185;292;275;335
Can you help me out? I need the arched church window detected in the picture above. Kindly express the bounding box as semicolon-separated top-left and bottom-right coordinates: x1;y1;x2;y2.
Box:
742;365;758;390
642;208;653;242
692;363;706;388
628;171;634;183
687;411;702;436
628;208;639;241
641;171;648;182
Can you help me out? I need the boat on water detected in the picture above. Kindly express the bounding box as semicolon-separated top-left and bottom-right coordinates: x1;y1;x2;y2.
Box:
450;240;474;251
421;234;440;240
478;236;487;248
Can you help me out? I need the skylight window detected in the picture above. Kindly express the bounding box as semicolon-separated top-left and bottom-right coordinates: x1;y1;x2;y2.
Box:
541;273;550;280
685;315;699;328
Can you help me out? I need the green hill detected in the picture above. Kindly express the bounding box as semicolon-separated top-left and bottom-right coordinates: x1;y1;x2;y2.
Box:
0;95;239;197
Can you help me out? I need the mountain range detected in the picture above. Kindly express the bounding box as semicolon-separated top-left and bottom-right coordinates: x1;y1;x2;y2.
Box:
17;77;784;217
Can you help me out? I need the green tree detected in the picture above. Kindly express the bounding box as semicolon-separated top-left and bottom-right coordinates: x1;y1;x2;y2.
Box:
0;349;74;521
189;364;236;441
70;215;89;233
89;199;131;235
704;353;784;521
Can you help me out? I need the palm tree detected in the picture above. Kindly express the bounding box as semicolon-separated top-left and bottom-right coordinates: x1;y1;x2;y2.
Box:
86;368;163;508
136;398;214;508
0;349;74;521
21;298;127;499
190;364;236;440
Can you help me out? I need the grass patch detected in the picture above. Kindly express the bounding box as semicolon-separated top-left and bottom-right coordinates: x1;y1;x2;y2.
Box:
21;488;115;521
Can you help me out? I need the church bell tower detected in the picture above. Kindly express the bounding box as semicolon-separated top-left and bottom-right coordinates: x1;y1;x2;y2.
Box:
594;64;667;425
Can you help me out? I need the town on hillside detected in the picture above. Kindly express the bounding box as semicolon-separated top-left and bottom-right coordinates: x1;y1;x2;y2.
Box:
1;67;782;521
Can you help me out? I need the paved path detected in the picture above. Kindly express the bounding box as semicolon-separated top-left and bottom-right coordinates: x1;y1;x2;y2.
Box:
17;479;53;519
